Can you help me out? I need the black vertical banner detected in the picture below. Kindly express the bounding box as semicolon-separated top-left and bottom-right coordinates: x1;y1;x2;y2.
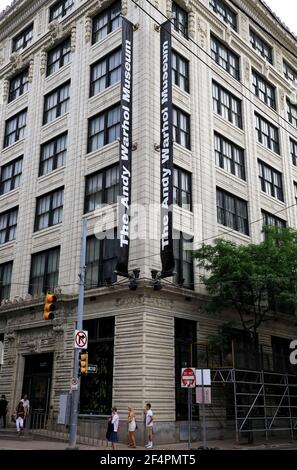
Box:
116;18;133;276
160;20;175;276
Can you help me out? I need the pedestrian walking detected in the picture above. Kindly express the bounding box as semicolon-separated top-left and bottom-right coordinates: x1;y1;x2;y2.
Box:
144;403;154;449
105;413;113;447
0;395;8;428
127;406;137;448
108;407;119;450
21;394;30;428
15;401;25;435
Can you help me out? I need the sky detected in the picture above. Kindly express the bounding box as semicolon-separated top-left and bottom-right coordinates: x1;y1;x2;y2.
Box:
0;0;296;34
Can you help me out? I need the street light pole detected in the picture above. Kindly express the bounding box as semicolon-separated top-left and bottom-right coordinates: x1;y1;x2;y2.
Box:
68;217;87;449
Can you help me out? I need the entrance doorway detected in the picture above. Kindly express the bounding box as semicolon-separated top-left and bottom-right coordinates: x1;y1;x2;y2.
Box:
22;353;53;425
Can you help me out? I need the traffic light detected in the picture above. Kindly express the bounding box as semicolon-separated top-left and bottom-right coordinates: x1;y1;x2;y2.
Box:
79;351;88;375
43;293;57;320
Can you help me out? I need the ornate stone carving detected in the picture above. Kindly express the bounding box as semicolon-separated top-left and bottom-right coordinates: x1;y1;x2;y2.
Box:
197;17;207;48
85;14;92;43
48;20;63;44
27;339;41;353
40;49;47;75
279;88;286;112
122;0;128;16
10;52;23;71
28;56;34;83
71;24;76;52
243;57;250;82
226;26;232;45
166;0;172;18
6;331;16;342
188;11;195;39
2;79;9;102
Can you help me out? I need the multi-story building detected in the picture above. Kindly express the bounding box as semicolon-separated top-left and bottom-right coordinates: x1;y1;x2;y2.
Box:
0;0;297;443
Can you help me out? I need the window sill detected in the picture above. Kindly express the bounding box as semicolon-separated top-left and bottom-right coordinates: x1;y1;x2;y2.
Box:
32;224;62;239
42;113;69;131
7;91;29;109
86;140;119;159
259;191;286;208
1;138;25;154
0;187;20;201
38;166;65;182
0;240;16;251
217;223;250;241
45;63;71;83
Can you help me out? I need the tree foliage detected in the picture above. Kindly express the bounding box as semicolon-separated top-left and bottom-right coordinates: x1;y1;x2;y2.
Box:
194;226;297;341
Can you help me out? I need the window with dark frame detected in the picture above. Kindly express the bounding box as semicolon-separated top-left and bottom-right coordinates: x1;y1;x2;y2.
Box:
0;207;18;245
35;188;64;232
43;81;70;125
90;48;121;97
85;165;119;213
47;37;71;76
291;138;297;166
255;113;280;154
92;1;122;44
217;187;249;235
173;166;192;210
49;0;74;22
262;210;286;229
214;133;245;180
0;157;23;195
210;35;240;80
88;104;120;153
284;60;297;85
258;160;284;202
173;231;194;290
252;70;276;110
0;261;13;303
173;107;190;149
287;99;297;127
9;68;29;103
85;232;118;289
249;29;273;64
209;0;237;30
172;50;189;92
172;2;188;38
29;247;60;296
40;133;67;176
4;109;27;148
212;81;242;128
12;24;33;52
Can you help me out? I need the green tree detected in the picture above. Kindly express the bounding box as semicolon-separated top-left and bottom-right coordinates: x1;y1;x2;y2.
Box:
194;226;297;342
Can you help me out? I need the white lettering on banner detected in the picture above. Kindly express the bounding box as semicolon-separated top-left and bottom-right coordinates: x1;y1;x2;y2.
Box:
161;40;169;104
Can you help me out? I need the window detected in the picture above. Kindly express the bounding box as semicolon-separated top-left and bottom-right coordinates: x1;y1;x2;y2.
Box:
85;232;118;289
173;166;192;209
47;37;71;76
284;60;297;85
173;232;194;289
292;139;297;166
252;71;276;110
49;0;74;22
29;247;60;296
85;165;119;212
173;107;190;149
35;188;64;231
43;81;70;124
9;68;29;103
294;182;297;202
217;188;249;235
258;160;284;202
287;99;297;127
172;50;189;92
172;2;188;38
0;157;23;195
40;133;67;176
0;207;18;244
92;1;121;44
88;105;120;153
209;0;237;30
90;48;121;97
249;29;273;64
214;133;245;180
255;113;280;154
212;81;242;128
0;261;12;302
4;109;27;148
210;35;240;80
262;210;286;229
12;24;33;52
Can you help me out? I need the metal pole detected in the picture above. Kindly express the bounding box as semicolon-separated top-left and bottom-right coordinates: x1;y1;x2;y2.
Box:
188;386;191;449
201;369;207;448
68;217;87;449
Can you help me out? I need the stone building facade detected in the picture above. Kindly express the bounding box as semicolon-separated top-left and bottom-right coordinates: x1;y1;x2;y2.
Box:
0;0;297;443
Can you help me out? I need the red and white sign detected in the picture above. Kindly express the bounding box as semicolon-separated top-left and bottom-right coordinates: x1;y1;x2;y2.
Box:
74;330;88;349
181;367;196;388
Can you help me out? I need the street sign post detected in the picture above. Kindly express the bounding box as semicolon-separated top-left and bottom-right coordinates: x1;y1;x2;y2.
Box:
196;369;211;448
74;330;88;349
87;365;98;374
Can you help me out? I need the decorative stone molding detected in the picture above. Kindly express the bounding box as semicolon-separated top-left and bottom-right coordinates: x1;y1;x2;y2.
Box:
243;57;250;82
263;61;270;78
166;0;172;18
10;52;23;71
6;331;16;342
279;88;285;112
197;17;207;48
48;20;63;44
225;26;232;45
85;14;92;43
40;49;47;75
2;79;9;102
71;24;77;52
122;0;128;16
188;10;195;39
28;56;34;83
27;339;41;353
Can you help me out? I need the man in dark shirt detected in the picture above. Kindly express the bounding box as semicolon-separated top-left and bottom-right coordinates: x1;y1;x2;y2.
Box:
0;394;8;428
